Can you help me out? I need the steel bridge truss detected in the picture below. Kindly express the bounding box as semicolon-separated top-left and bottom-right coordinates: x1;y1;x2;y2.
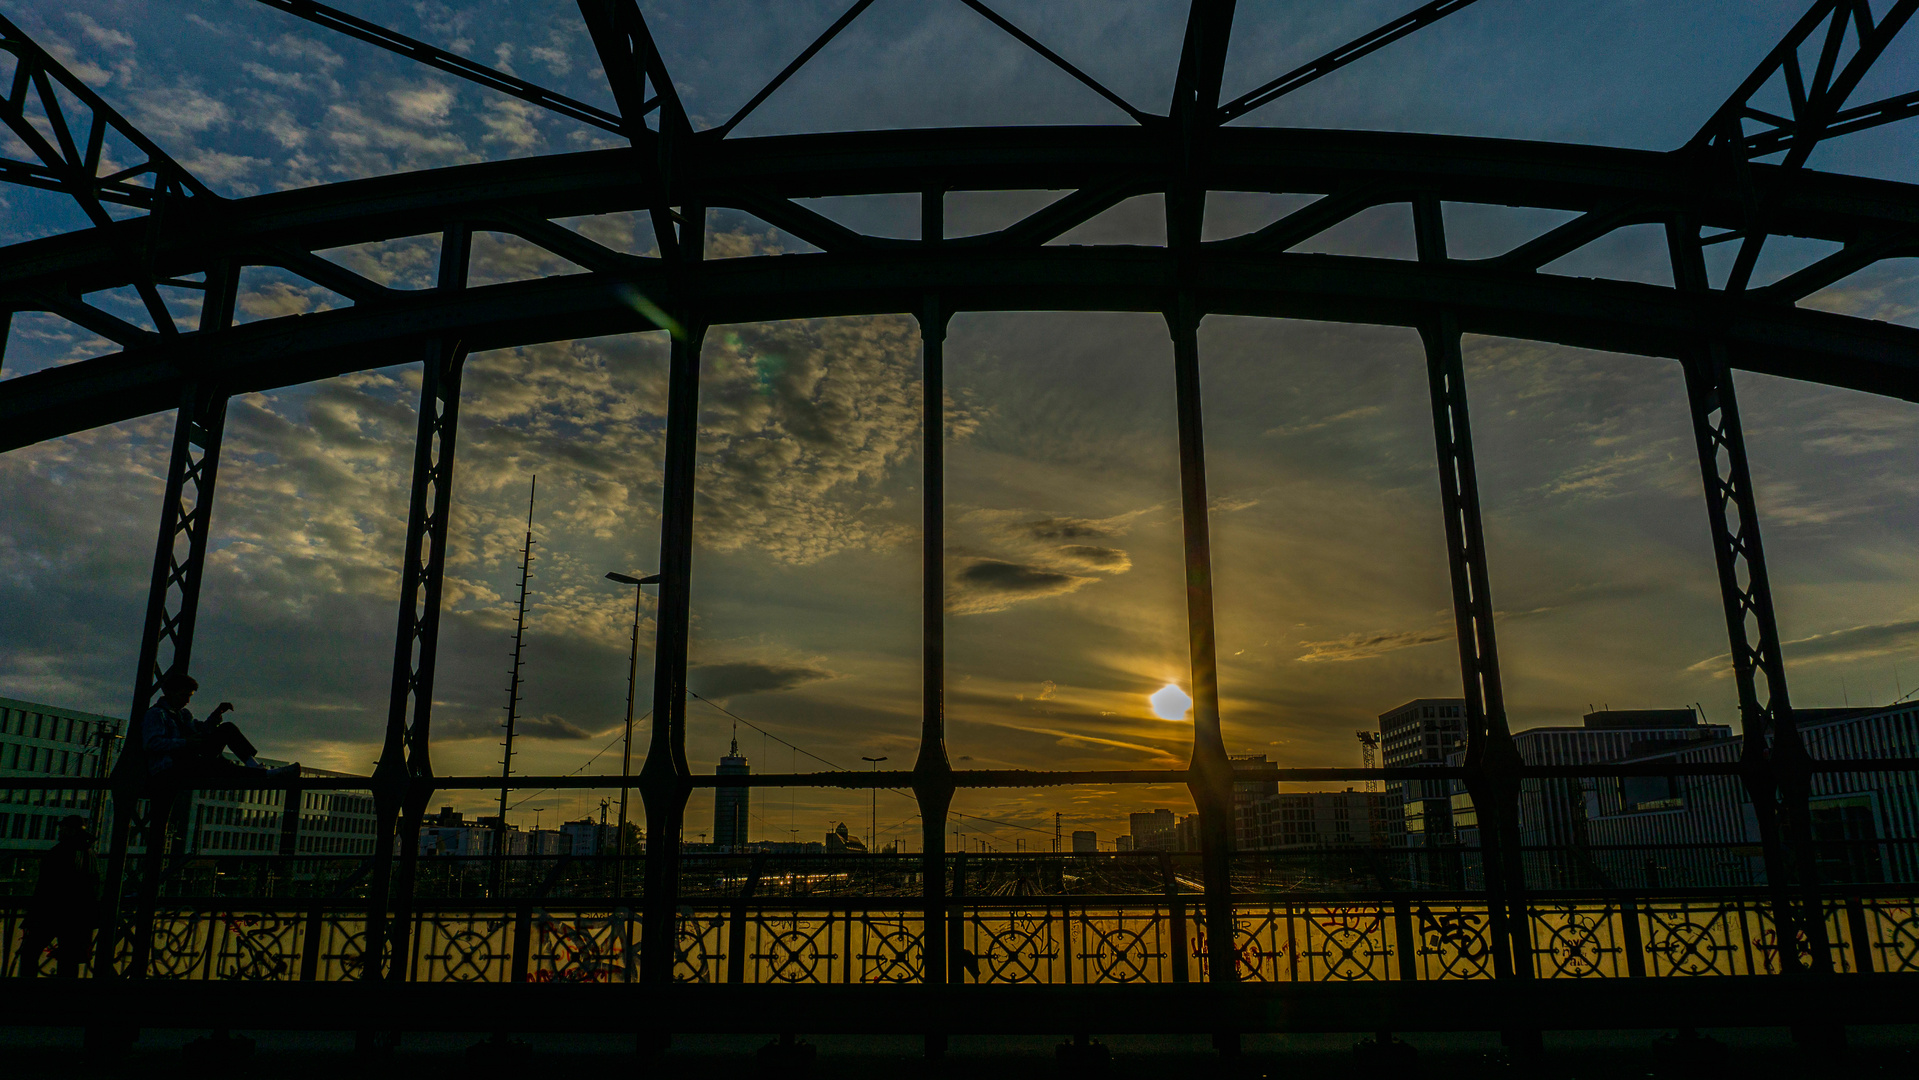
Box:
2;0;1918;1048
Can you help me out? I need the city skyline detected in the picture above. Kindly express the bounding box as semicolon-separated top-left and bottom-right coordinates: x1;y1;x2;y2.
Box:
1;0;1915;852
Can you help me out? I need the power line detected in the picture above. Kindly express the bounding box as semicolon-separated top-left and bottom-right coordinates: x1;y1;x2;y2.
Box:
506;712;649;811
685;693;1069;843
689;691;849;771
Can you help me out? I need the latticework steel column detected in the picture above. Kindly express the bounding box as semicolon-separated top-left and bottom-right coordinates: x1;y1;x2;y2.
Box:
98;261;238;981
1667;219;1829;976
640;317;708;986
1419;313;1530;976
111;380;230;979
366;224;471;984
1412;200;1529;992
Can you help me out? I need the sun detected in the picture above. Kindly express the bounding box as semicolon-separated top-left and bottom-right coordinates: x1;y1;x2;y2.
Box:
1149;684;1192;721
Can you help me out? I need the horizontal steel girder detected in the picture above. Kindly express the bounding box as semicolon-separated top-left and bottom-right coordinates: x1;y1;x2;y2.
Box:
4;245;1917;452
3;126;1918;452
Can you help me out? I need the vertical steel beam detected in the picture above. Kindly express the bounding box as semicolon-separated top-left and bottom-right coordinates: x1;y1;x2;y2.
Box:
639;316;707;985
97;261;239;980
1666;218;1827;975
636;183;706;991
915;292;954;985
366;225;470;983
1165;295;1237;986
1412;198;1530;988
915;185;953;1010
1169;16;1238;988
1169;6;1240;991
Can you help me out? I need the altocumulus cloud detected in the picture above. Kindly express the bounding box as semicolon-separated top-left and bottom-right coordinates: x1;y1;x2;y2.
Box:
950;559;1088;615
435;712;603;742
947;508;1147;615
689;660;837;700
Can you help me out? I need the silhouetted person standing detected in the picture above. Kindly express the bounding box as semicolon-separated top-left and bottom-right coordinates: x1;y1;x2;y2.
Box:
142;670;299;788
18;816;101;977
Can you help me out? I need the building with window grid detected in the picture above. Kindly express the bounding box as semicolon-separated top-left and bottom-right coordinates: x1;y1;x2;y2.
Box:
2;696;374;859
1378;698;1467;846
0;696;119;849
1583;703;1919;887
187;765;377;857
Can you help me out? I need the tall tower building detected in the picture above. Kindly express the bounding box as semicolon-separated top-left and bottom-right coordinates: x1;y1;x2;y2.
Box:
1378;698;1468;846
714;732;749;850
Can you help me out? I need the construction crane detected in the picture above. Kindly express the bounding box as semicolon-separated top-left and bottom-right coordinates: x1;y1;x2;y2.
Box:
1355;731;1381;792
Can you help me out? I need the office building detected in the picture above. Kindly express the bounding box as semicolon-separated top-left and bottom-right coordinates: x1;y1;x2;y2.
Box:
1176;812;1202;852
1378;698;1467;846
3;696;375;860
0;696;120;848
1231;754;1278;849
561;816;614;857
1439;708;1730;881
1071;830;1097;853
1513;709;1729;850
1585;702;1919;887
190;764;377;857
1128;809;1178;851
824;821;869;853
525;828;567;856
1237;788;1400;850
714;735;750;850
420;805;521;856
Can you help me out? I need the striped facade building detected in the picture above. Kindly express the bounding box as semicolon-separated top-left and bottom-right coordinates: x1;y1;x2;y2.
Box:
1511;710;1731;887
0;696;119;850
2;695;373;864
186;766;378;857
1586;702;1919;887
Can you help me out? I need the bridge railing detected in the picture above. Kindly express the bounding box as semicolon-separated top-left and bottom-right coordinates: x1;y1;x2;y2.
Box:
7;886;1917;983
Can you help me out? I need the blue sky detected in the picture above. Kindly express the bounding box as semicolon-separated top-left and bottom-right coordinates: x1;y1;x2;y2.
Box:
1;1;1915;849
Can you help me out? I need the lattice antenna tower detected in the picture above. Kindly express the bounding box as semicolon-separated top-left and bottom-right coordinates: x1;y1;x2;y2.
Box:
1356;730;1381;792
497;476;538;839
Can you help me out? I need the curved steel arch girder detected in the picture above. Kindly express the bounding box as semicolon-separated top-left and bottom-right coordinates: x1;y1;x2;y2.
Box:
4;245;1916;453
4;126;1919;452
8;127;1919;283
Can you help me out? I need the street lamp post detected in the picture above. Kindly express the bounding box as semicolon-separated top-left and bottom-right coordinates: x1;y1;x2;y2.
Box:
606;571;661;898
862;756;887;852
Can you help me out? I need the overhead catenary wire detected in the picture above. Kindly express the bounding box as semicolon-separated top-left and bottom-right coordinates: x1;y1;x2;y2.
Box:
688;690;849;771
685;693;1081;844
507;712;649;812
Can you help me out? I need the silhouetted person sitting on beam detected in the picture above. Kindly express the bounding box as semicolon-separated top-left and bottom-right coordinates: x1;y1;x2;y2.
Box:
144;670;299;789
17;816;100;978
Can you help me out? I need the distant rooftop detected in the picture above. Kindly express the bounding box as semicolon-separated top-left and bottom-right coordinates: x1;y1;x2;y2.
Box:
1582;708;1698;730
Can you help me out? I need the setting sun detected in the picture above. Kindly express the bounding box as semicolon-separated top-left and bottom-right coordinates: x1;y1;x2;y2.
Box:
1149;683;1193;721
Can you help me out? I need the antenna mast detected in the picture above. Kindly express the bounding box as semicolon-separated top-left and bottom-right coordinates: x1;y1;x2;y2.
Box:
494;476;537;882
